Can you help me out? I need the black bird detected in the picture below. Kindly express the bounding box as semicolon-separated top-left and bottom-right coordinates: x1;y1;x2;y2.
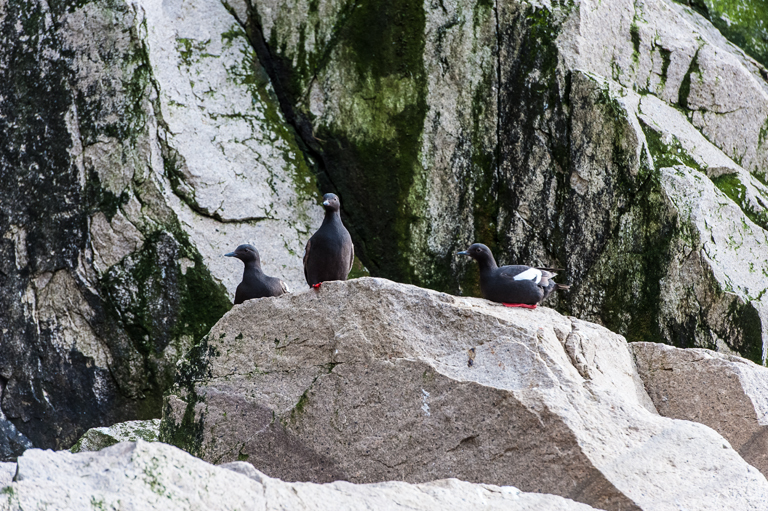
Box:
225;244;288;304
458;243;569;307
303;193;354;287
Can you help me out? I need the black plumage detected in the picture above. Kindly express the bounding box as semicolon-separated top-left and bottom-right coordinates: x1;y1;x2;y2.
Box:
458;243;569;305
225;244;288;304
303;193;354;287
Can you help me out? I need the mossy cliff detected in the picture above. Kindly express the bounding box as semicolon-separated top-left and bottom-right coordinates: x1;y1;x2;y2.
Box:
0;0;235;457
241;0;768;362
242;0;497;290
674;0;768;70
4;0;768;461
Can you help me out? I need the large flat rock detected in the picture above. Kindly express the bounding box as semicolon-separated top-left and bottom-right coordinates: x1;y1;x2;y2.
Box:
0;440;598;510
160;278;768;510
632;341;768;478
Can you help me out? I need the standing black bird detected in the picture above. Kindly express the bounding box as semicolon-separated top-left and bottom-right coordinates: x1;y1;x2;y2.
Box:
225;244;288;304
303;193;354;287
458;243;568;307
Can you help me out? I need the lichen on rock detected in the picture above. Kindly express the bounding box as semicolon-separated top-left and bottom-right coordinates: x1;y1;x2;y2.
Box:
0;0;322;458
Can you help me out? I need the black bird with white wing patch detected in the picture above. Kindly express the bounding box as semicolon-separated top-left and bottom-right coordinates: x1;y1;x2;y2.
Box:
458;243;568;307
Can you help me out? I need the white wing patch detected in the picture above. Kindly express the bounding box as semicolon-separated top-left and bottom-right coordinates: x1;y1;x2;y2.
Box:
513;268;542;284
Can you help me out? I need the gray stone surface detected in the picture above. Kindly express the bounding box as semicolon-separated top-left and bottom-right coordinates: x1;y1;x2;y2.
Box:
0;463;15;488
70;419;160;453
632;342;768;478
6;0;768;461
243;0;768;362
161;278;768;511
0;0;318;456
0;440;599;511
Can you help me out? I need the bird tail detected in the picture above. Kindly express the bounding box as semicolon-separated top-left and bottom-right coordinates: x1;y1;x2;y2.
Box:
555;283;570;291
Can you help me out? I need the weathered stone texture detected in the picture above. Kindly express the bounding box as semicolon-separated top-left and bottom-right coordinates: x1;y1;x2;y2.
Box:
0;0;319;458
5;0;768;464
70;418;160;453
632;342;768;478
160;278;768;510
241;0;768;362
0;440;600;511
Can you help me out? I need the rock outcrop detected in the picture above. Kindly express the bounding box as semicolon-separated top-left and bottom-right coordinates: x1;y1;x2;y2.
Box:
241;0;768;361
0;440;599;510
160;278;768;510
5;0;768;461
0;0;320;457
632;342;768;478
69;419;160;453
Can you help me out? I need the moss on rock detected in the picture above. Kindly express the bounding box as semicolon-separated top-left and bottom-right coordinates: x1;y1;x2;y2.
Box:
158;333;221;457
674;0;768;69
711;173;768;231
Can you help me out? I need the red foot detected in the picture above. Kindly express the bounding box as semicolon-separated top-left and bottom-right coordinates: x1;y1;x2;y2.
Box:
502;303;537;309
312;283;322;289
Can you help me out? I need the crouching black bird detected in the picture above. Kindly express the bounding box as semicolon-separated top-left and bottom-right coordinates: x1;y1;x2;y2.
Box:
225;244;288;304
303;193;354;287
458;243;569;308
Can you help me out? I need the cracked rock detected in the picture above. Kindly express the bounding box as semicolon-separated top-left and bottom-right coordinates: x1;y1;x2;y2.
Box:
0;440;598;510
632;341;768;479
160;277;768;510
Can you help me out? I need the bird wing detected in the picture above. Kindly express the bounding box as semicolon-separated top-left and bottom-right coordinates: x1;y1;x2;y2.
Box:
303;239;311;283
348;243;355;275
514;268;542;284
280;279;290;294
498;265;542;284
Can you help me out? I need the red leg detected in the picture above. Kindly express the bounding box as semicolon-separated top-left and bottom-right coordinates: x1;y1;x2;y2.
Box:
502;303;537;309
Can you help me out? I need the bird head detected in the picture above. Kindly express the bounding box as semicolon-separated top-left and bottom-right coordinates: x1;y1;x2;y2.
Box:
225;244;261;265
322;193;341;212
457;243;495;265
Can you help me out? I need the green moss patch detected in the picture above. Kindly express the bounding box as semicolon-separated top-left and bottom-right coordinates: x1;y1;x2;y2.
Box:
640;120;701;171
347;256;371;279
305;0;429;284
674;0;768;69
158;333;221;456
711;173;768;231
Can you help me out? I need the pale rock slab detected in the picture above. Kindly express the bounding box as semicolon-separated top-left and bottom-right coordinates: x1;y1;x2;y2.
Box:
0;463;14;488
126;0;322;294
70;419;160;453
559;0;768;181
659;165;768;359
0;440;598;511
632;341;768;478
161;278;768;511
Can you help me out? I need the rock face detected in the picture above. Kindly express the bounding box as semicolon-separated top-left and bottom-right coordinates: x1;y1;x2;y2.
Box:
69;419;160;453
160;278;768;511
0;440;599;511
0;0;320;457
632;342;768;478
242;0;768;361
5;0;768;461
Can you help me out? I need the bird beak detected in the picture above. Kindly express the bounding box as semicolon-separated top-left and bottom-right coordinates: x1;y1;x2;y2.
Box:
322;200;330;206
457;251;469;256
224;252;236;257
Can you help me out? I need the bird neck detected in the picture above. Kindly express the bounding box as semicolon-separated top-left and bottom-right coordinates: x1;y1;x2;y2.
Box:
321;209;341;227
477;255;498;272
243;260;263;275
